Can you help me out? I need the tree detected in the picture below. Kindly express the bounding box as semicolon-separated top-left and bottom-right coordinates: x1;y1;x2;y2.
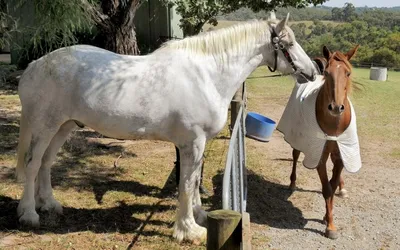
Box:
342;2;357;22
369;47;400;67
0;0;17;50
15;0;143;57
331;7;343;21
170;0;328;37
14;0;329;66
12;0;95;66
291;23;307;42
170;0;235;36
85;0;143;55
383;32;400;54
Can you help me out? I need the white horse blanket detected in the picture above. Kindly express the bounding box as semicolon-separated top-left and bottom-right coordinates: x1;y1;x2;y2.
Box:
277;75;362;173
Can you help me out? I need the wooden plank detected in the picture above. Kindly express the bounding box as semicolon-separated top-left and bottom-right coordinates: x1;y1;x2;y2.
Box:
207;210;242;250
241;212;251;250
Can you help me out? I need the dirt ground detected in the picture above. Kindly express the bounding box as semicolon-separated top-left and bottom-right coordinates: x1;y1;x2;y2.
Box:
0;67;399;249
245;95;400;250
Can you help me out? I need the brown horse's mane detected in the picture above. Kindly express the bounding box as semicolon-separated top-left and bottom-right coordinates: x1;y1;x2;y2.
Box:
328;51;354;93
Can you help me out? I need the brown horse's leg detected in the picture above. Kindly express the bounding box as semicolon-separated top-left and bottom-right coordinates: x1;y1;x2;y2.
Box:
338;175;348;198
324;151;344;239
317;160;339;239
290;149;300;190
330;154;348;198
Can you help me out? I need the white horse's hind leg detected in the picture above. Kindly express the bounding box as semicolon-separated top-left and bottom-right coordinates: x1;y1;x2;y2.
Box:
17;127;59;227
173;138;207;243
35;121;76;213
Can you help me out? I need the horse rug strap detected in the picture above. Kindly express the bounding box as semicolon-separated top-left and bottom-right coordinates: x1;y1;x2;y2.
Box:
276;75;362;173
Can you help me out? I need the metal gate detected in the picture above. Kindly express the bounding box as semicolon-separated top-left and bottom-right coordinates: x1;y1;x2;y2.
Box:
222;103;247;213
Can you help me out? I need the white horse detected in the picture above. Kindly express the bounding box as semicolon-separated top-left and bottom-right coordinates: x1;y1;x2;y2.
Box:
15;14;317;242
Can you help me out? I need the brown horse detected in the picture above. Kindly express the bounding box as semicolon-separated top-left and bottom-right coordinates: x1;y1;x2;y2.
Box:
278;45;361;239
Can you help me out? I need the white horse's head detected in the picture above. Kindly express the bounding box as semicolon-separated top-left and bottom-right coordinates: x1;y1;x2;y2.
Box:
263;13;317;81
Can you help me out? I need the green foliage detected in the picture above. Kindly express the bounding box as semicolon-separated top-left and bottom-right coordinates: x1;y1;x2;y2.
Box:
220;6;331;22
342;3;357;22
291;19;400;68
15;0;95;64
169;0;329;36
0;0;17;50
169;0;238;36
218;3;400;69
331;4;400;30
369;48;400;67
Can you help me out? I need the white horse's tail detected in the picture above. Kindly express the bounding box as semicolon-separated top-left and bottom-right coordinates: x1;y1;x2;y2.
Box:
16;108;31;183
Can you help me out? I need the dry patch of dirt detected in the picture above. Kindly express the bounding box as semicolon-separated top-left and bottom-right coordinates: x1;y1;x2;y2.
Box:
245;96;400;250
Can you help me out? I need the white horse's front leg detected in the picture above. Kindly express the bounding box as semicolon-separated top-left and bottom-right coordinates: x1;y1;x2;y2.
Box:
193;160;208;227
173;139;207;243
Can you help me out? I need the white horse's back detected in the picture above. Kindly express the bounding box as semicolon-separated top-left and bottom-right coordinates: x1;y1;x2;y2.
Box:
19;45;211;141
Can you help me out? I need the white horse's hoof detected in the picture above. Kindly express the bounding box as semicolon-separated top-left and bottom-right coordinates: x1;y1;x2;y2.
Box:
36;198;63;214
337;189;349;198
173;220;207;243
193;205;208;227
19;211;40;228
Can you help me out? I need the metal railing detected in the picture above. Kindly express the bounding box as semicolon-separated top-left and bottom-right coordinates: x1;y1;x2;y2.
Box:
222;103;247;213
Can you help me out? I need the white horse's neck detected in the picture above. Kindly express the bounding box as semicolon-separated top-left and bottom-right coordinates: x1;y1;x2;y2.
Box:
212;45;269;106
209;29;273;106
160;20;276;106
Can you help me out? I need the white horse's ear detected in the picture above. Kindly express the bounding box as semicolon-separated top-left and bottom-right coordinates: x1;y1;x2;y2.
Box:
268;11;276;20
275;13;290;34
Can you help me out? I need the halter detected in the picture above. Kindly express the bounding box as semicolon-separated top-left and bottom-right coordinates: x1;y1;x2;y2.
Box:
268;28;299;73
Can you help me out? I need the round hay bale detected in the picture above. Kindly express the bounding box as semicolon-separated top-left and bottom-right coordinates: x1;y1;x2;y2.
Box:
369;67;387;81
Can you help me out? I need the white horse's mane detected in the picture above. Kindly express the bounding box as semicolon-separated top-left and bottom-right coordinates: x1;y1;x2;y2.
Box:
160;19;278;56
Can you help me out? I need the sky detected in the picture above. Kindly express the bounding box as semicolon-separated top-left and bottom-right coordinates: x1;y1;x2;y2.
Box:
324;0;399;7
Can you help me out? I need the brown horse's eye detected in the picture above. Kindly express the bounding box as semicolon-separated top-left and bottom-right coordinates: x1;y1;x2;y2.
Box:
346;72;351;77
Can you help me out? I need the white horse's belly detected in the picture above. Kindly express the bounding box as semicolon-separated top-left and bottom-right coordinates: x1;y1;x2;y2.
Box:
74;107;169;140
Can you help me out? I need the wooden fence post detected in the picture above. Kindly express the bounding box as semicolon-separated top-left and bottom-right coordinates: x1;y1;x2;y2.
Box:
241;212;251;250
230;82;246;134
207;210;242;250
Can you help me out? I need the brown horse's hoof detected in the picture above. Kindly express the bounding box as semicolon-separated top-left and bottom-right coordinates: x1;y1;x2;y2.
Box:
337;189;349;198
325;228;339;239
289;183;296;190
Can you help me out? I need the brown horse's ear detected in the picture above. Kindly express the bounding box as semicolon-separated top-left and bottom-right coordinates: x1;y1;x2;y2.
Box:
346;44;360;60
323;46;331;60
313;57;327;74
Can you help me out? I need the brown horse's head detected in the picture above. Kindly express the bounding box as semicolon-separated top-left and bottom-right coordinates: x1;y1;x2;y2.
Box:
322;45;359;116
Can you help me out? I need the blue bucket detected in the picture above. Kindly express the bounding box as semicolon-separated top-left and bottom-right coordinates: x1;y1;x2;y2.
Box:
245;112;276;142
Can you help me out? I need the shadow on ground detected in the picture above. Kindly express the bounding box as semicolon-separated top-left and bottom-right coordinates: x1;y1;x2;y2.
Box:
0;110;180;241
209;168;324;235
0;115;19;155
0;195;173;239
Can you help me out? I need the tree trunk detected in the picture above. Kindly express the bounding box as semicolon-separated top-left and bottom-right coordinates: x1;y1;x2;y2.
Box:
183;22;205;37
103;23;139;55
88;0;141;55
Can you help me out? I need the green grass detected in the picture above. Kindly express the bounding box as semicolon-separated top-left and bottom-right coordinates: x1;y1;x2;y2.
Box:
245;67;400;160
351;68;400;144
